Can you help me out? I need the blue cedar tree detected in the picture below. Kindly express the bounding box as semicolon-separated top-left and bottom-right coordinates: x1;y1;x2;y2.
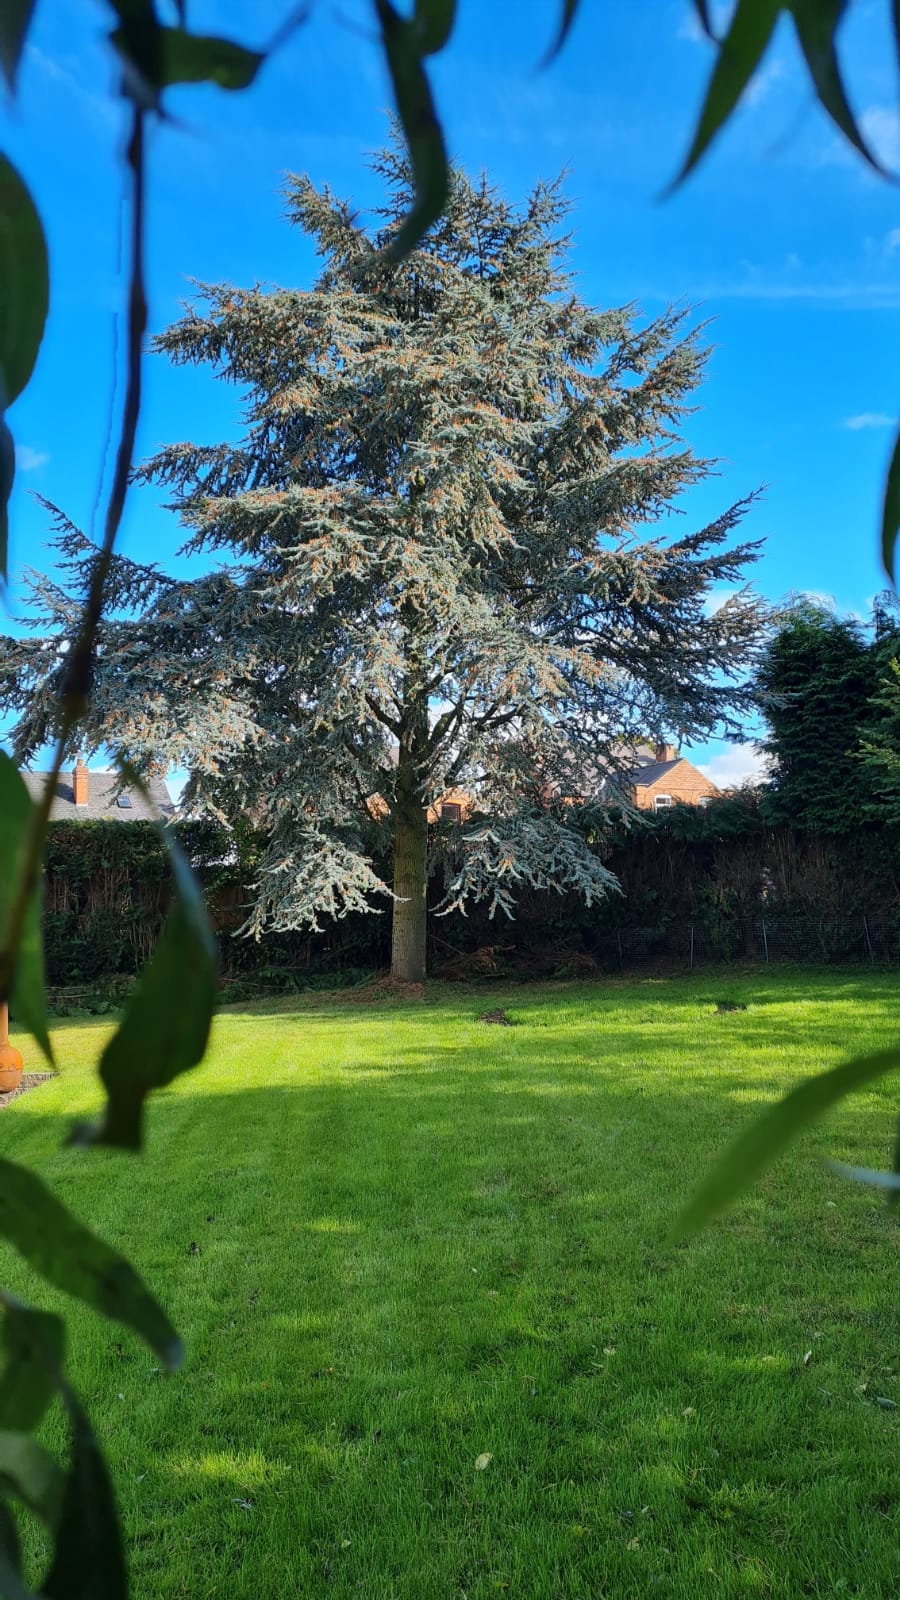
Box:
2;143;766;981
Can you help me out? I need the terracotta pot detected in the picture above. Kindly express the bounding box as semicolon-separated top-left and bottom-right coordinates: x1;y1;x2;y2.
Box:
0;1043;23;1093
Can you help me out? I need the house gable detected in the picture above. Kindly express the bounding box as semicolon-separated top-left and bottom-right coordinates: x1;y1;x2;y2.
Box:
630;755;719;811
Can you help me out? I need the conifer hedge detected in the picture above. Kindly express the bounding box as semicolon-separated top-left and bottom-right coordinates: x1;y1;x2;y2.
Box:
39;802;900;989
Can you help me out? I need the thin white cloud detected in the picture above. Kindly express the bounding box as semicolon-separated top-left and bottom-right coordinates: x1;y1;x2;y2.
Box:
711;280;900;305
698;744;771;790
886;228;900;254
26;44;117;127
843;412;895;430
15;444;48;472
642;273;900;309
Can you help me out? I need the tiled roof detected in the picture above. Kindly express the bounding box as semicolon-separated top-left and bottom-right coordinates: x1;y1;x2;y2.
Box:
22;770;175;823
630;757;684;789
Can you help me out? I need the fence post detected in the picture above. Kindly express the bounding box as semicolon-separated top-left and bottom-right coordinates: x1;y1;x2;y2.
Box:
863;914;875;965
761;919;769;964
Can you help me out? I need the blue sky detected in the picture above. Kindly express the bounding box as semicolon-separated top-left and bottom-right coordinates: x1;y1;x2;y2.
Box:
3;0;900;790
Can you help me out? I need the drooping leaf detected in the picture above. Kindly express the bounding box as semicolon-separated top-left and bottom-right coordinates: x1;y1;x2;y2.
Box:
541;0;580;64
0;1158;182;1370
0;754;52;1060
74;831;216;1152
789;0;882;172
41;1391;127;1600
111;24;264;91
0;1298;65;1432
669;0;781;187
0;1527;27;1591
0;1433;64;1527
881;425;900;581
0;155;49;408
0;1301;128;1596
413;0;456;55
376;0;449;260
0;153;49;576
0;1506;27;1600
0;1;37;92
105;0;163;101
0;414;12;577
672;1044;900;1238
691;0;717;39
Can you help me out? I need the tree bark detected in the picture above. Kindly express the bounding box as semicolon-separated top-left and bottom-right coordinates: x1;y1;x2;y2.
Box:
390;748;428;984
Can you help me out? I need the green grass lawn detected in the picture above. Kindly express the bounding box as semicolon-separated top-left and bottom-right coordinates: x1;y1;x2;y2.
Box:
4;969;900;1598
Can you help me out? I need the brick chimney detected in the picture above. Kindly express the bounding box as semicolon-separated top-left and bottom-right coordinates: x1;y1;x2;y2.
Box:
654;742;677;764
73;758;89;807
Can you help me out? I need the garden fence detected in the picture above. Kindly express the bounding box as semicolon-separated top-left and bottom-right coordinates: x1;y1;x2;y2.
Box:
595;913;900;971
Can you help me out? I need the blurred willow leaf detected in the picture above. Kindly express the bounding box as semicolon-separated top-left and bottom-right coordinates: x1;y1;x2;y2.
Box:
414;0;456;54
0;156;49;576
669;0;780;187
790;0;882;171
0;755;51;1061
0;1529;29;1593
691;0;716;38
0;417;12;573
0;1;37;91
881;427;900;581
376;0;450;260
0;1299;65;1432
74;828;216;1152
672;1044;900;1238
0;1433;64;1527
0;1509;27;1600
0;1300;127;1596
41;1390;127;1600
0;1158;182;1370
111;24;264;92
105;0;163;98
542;0;580;64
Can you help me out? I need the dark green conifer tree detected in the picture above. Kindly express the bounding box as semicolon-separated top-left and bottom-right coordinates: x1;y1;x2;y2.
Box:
2;142;766;981
757;598;900;833
859;656;900;816
858;599;900;820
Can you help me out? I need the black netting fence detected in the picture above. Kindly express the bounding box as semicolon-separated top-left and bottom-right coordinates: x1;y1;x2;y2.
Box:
594;914;900;971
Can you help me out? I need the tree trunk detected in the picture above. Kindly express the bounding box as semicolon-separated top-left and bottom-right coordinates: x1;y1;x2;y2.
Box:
391;756;428;984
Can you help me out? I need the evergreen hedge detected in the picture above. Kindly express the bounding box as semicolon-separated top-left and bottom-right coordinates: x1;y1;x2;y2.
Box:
38;797;900;990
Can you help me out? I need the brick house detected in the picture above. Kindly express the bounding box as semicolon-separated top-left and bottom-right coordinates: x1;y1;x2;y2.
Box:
22;759;175;822
371;741;717;823
625;743;719;812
